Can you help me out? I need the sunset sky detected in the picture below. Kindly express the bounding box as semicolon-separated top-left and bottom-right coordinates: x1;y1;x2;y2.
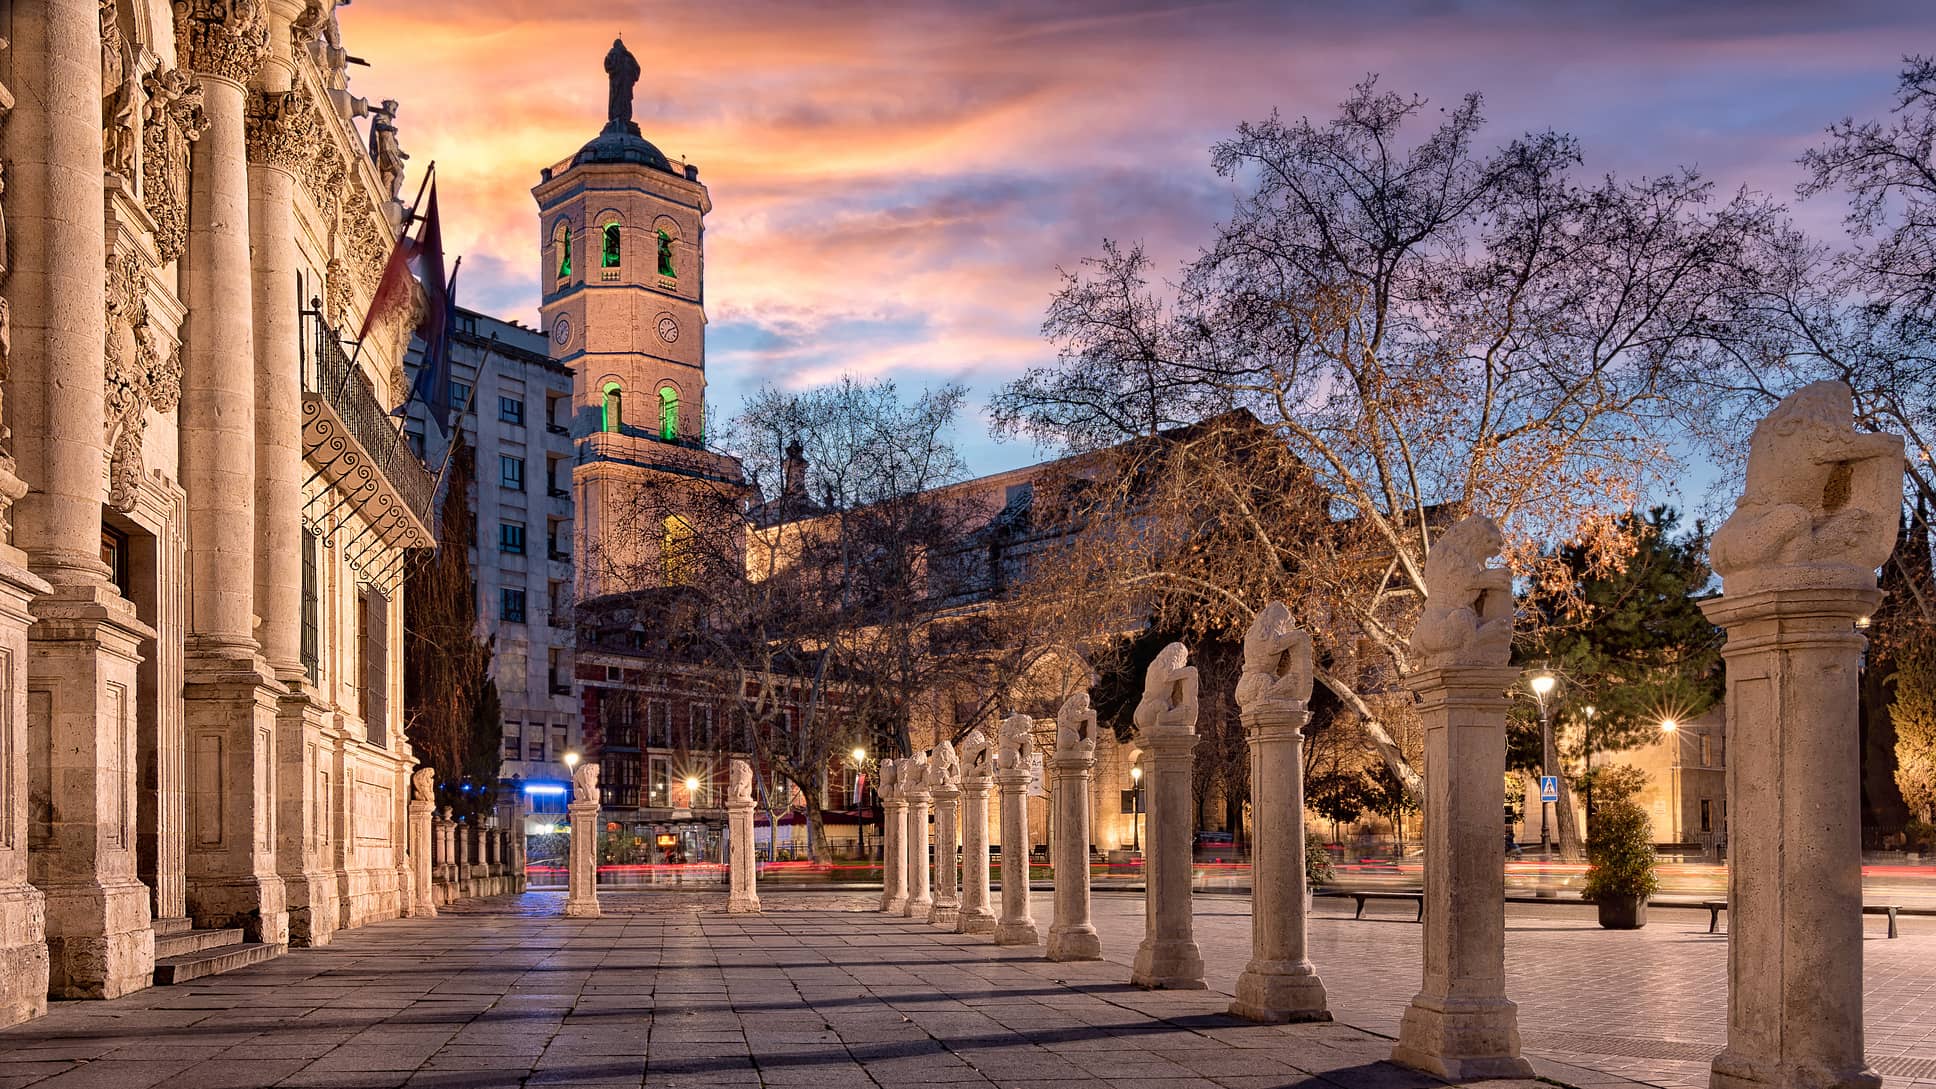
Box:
340;0;1936;485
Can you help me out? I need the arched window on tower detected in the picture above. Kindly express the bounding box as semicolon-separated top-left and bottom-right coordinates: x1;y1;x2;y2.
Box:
602;383;623;434
602;223;621;268
555;220;572;280
658;387;679;441
656;229;675;278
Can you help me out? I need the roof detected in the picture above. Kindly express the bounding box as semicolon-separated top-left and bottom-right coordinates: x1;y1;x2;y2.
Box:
572;120;678;175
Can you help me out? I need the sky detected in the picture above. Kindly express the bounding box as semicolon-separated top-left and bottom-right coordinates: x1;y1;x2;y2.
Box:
339;0;1936;497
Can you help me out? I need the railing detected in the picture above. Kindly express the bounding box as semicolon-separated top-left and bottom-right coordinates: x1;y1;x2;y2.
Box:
305;321;438;530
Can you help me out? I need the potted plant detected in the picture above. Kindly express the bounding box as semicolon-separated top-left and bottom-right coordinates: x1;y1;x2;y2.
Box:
1582;787;1659;929
1304;829;1333;912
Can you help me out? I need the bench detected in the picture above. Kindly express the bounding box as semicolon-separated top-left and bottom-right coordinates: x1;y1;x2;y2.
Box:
1704;900;1899;939
1349;890;1424;922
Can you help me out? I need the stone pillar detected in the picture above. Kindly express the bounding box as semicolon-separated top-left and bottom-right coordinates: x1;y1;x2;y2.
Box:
1391;664;1532;1078
1697;382;1899;1089
508;794;528;893
0;494;51;1024
904;781;932;919
1130;644;1203;989
176;0;288;951
928;777;960;929
726;760;760;913
434;807;453;897
1046;692;1099;961
564;789;601;918
1230;703;1327;1021
956;730;997;935
993;715;1039;946
10;0;156;1001
408;773;436;917
879;761;907;914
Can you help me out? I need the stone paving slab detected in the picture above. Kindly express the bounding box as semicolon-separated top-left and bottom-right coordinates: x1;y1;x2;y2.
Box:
0;892;1622;1089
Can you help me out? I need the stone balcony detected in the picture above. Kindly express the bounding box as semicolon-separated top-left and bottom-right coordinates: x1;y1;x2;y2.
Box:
301;321;437;550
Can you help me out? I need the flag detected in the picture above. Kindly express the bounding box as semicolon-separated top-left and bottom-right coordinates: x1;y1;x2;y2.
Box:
371;174;457;432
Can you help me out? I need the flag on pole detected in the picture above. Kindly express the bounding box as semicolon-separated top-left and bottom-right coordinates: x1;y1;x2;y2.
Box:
368;171;456;432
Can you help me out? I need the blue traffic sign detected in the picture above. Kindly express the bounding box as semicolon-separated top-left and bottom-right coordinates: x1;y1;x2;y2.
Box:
1539;775;1560;803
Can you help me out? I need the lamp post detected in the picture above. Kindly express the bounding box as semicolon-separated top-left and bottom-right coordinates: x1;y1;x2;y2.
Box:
1527;670;1558;860
851;748;869;857
1660;718;1682;843
1581;704;1598;837
1130;764;1143;853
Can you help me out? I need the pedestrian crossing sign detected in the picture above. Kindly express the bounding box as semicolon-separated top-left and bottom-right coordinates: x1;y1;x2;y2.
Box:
1539;775;1559;803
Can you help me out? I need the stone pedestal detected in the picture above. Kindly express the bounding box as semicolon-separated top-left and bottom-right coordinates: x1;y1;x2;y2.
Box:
0;524;50;1026
408;800;437;917
563;799;600;918
993;768;1038;945
1231;703;1328;1022
275;690;339;946
929;785;960;928
957;777;996;935
1046;753;1100;961
1391;666;1533;1080
1130;729;1202;988
726;797;760;914
183;655;291;949
880;795;907;914
1703;587;1881;1089
905;789;932;919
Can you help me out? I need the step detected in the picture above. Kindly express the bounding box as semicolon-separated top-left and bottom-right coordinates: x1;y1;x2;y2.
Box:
155;927;245;960
153;941;280;985
151;916;193;938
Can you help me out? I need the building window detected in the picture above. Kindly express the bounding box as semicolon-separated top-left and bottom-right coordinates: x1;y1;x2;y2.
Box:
548;648;568;694
406;429;426;460
501;588;526;623
689;704;714;750
1700;798;1713;833
648;699;671;748
649;756;670;804
500;455;524;491
450;380;471;409
499;522;525;554
504;733;521;760
358;586;389;746
602;222;621;268
498;396;524;425
300;532;319;683
528;737;545;761
658;386;678;440
602;384;622;434
547;518;567;560
554;219;572;280
656;229;675;277
663;514;694;585
1699;733;1712;768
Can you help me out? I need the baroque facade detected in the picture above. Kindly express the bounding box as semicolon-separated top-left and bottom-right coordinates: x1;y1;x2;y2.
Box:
0;0;432;1024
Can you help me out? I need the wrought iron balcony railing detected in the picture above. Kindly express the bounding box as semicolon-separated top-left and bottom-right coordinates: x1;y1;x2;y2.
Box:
302;320;438;538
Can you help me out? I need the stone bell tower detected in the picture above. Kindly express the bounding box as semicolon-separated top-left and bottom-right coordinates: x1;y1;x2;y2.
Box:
533;38;740;600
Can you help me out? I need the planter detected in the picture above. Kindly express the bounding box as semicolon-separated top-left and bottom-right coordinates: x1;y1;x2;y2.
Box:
1595;895;1648;930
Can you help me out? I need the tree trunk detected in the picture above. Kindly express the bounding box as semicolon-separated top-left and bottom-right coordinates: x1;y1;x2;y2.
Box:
1555;774;1584;861
805;805;830;865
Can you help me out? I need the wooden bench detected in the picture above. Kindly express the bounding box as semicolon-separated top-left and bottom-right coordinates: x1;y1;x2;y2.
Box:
1350;890;1424;922
1704;900;1899;939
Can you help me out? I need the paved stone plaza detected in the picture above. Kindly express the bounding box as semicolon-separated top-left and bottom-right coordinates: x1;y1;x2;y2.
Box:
0;890;1927;1089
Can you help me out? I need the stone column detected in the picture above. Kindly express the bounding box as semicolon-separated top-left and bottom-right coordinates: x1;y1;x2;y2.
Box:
993;714;1038;946
1130;644;1203;989
956;728;997;934
928;751;961;929
0;490;51;1024
726;759;760;913
176;0;289;950
1230;703;1328;1020
434;807;453;898
879;761;907;914
904;779;933;919
509;794;528;893
1046;693;1100;961
407;771;436;917
1698;382;1900;1089
564;764;601;918
10;0;156;1001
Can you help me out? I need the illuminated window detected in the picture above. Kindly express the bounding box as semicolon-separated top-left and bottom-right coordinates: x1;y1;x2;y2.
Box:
554;220;572;280
658;386;678;440
656;229;675;277
601;383;622;433
602;223;621;268
663;513;695;584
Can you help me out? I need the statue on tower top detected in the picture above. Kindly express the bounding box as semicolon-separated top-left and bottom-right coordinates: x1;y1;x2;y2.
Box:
604;38;641;133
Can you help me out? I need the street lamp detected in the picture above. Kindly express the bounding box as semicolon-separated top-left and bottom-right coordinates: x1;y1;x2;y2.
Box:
1130;765;1144;853
1661;718;1683;843
1581;704;1599;835
1526;669;1559;862
848;747;870;857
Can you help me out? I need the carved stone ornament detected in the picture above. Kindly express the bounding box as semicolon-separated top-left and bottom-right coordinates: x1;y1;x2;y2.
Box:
1234;600;1314;715
141;67;208;262
174;0;271;85
323;255;355;328
996;713;1033;773
931;740;961;789
571;760;600;798
958;727;992;780
728;760;753;805
101;0;141;180
1408;515;1515;670
1132;642;1199;736
1054;691;1097;759
104;251;179;512
877;757;899;801
410;767;435;802
1710;380;1906;593
246;85;325;172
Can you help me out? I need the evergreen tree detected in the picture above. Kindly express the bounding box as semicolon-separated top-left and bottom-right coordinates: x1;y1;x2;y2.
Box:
403;431;502;815
1893;635;1936;823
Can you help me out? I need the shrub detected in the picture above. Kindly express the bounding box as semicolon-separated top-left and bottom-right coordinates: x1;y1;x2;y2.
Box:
1582;797;1659;902
1305;829;1333;888
1906;821;1936;853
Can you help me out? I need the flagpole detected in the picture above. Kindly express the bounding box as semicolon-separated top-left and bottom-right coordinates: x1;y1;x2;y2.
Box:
337;163;438;402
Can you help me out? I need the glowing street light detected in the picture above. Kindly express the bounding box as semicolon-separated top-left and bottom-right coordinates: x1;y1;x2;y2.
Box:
1130;765;1144;853
1524;668;1560;866
563;750;581;769
852;747;867;763
1660;717;1680;733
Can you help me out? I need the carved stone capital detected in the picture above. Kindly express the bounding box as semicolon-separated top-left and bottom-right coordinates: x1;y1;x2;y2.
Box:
174;0;271;85
246;85;322;170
